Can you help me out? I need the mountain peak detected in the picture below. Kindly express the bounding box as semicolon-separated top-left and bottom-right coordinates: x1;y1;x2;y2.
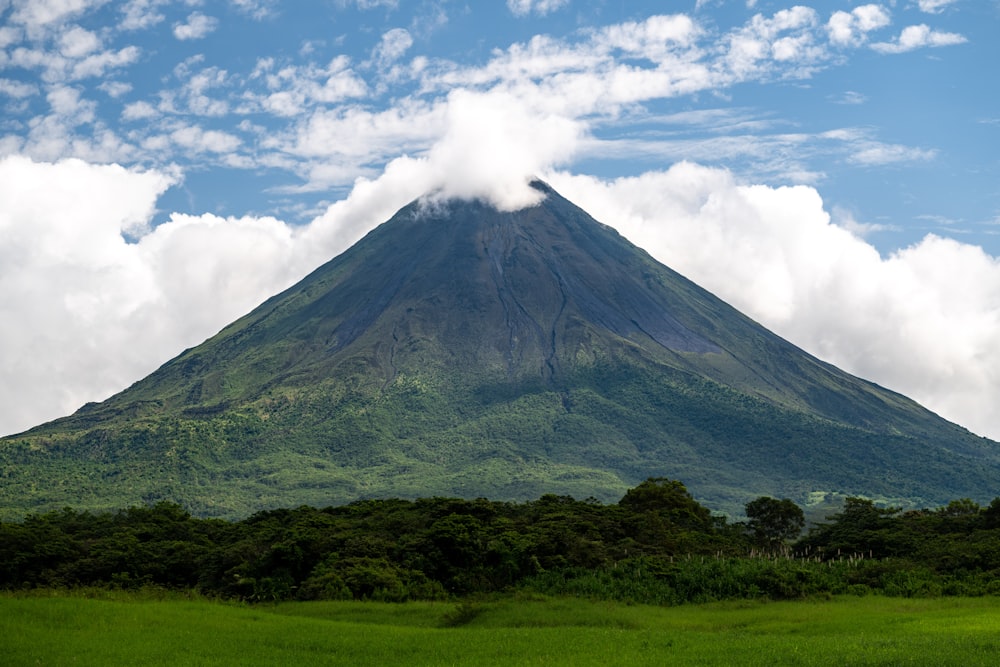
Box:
3;183;998;519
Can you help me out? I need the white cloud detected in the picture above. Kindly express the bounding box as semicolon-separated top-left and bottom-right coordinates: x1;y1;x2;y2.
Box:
173;12;218;40
507;0;569;17
8;0;109;37
0;26;23;49
0;78;37;98
871;24;967;54
98;80;131;97
596;13;700;56
58;25;100;58
0;156;316;437
372;27;413;68
281;98;445;164
8;37;140;83
0;82;586;431
230;0;277;20
849;142;936;165
69;45;141;80
0;156;174;434
122;100;158;120
831;206;898;238
420;89;583;210
917;0;958;13
250;55;368;117
721;6;825;79
168;123;242;154
827;5;891;47
353;0;399;9
181;65;230;115
833;90;866;105
820;128;936;167
119;0;168;30
46;84;92;117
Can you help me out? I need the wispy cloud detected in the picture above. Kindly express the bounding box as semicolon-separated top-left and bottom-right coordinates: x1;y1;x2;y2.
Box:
849;143;937;165
917;0;959;14
371;28;413;70
831;90;866;105
507;0;570;17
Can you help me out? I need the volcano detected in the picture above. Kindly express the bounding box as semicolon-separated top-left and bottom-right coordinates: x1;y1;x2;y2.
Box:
3;181;998;518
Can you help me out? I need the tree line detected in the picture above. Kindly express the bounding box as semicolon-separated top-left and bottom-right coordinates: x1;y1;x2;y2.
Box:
3;478;1000;604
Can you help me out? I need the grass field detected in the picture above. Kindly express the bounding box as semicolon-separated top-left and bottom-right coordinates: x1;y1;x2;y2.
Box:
3;591;1000;665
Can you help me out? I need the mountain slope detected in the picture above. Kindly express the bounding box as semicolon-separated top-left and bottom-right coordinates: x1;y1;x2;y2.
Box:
3;182;997;518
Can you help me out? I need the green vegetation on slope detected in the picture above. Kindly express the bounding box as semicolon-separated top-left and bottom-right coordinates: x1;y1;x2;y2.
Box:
3;354;996;520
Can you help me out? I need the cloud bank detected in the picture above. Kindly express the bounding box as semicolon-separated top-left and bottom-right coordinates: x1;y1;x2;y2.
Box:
0;156;305;434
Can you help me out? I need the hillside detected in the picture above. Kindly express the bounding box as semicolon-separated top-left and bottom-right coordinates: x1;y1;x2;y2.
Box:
2;181;997;518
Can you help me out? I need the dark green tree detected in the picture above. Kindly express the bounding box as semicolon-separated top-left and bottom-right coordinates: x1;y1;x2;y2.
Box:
619;478;712;530
744;497;804;548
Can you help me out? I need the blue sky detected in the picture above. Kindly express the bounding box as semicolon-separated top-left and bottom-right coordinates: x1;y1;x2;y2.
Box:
2;0;1000;444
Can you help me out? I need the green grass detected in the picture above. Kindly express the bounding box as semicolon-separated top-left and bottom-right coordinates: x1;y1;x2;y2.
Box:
4;592;1000;665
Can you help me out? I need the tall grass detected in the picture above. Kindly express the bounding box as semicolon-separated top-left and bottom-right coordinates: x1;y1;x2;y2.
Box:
517;553;994;604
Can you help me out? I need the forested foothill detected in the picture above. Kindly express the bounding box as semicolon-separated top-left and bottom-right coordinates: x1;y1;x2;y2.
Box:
3;478;1000;605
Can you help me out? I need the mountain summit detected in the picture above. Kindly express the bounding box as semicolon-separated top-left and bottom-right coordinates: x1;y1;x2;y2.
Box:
3;181;997;518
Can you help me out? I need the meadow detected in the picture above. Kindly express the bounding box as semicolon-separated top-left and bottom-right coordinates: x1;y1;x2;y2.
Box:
4;592;1000;666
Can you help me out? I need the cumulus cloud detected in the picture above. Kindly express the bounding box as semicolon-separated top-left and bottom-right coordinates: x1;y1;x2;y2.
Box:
8;0;108;38
58;25;100;58
248;56;368;118
723;6;822;78
0;78;37;98
121;99;158;120
419;89;583;209
173;12;218;41
0;156;174;434
826;4;891;48
871;24;967;54
0;156;311;436
167;123;242;154
119;0;169;31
